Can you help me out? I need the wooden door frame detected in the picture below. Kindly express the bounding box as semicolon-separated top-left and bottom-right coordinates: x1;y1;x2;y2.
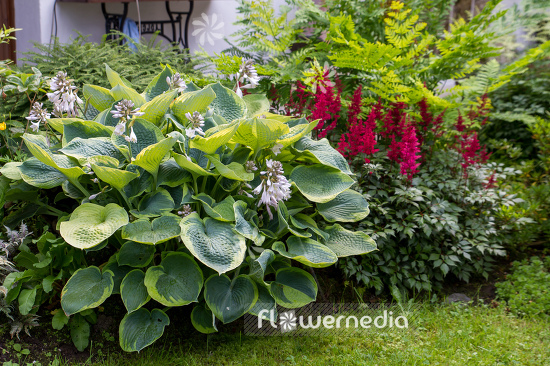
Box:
0;0;17;62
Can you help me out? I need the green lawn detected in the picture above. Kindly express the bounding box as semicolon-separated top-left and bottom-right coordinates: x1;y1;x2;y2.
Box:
67;304;550;366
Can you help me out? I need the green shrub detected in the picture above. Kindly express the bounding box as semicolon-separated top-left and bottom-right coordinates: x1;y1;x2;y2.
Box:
496;256;550;318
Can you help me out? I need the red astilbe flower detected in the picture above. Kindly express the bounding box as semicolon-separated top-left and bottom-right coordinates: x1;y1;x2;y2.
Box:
338;101;382;163
310;83;341;139
455;111;466;132
397;119;421;180
287;81;309;116
483;171;497;189
347;85;363;127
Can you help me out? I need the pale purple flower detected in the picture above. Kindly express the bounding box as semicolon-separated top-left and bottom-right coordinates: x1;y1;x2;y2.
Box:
47;71;82;117
167;73;187;93
185;111;205;138
114;122;126;136
110;99;144;120
253;160;291;219
26;102;50;132
271;143;283;156
178;204;195;217
125;127;137;143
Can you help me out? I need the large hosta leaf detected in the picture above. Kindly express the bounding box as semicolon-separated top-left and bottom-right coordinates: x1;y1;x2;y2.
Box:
0;162;23;180
208;83;247;122
143;65;173;101
204;274;258;324
180;213;246;274
19;158;66;188
121;269;150;313
243;94;270;117
61;267;114;316
294;137;353;174
89;156;139;191
144;252;203;306
60;138;126;165
273;237;337;268
269;267;317;309
131;137;175;178
121;215;181;245
111;84;146;107
105;64;133;88
276;119;319;147
118;241;155;267
234;201;264;245
193;194;235;222
61;119;113;146
317;189;370;222
206;155;254;181
172;152;216;176
139;90;178;125
290;164;354;203
130;189;175;218
83;84;115;112
111;119;164;158
248;249;275;283
157;159;192;187
191;304;218;334
103;258;133;295
231;118;289;153
323;224;377;257
190;123;240;154
248;284;277;321
60;203;129;249
119;308;169;352
171;86;216;121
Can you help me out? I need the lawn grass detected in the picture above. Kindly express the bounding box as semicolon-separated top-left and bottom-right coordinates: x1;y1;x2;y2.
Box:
60;303;550;366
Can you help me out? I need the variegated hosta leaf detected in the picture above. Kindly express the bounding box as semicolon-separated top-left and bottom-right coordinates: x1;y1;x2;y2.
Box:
139;90;178;125
121;215;181;245
121;269;150;313
273;237;338;268
143;65;173;101
22;133;84;183
276;118;319;147
19;158;66;188
204;274;258;324
191;303;218;334
323;224;377;257
111;119;164;159
193;194;235;221
189;123;240;154
248;283;277;322
60;119;113;146
234;201;264;245
171;152;217;176
0;162;23;180
290;164;354;203
105;64;133;88
60;203;129;249
157;159;192;187
208;82;247;122
317;189;370;222
131;137;176;178
289;213;329;241
111;84;146;107
61;267;114;316
89;155;139;191
117;241;155;268
119;308;169;352
243;94;270;118
83;84;115;112
230;117;289;153
171;86;216;121
294;137;353;174
103;257;133;295
269;267;317;309
180;213;246;274
130;189;175;218
144;252;203;306
248;249;275;283
206;155;254;182
60;138;126;165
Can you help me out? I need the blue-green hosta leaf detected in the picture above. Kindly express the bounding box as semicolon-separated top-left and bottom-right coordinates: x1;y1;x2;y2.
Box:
118;241;155;268
121;215;181;245
206;155;254;181
60;138;126;165
143;65;173;101
189;123;240;154
243;94;270;118
248;284;277;322
119;308;169;352
59;119;113;146
293;137;352;174
111;119;164;159
208;82;247;122
290;164;354;203
89;155;139;191
61;266;114;316
83;84;115;112
180;213;246;274
289;213;329;241
171;152;217;176
139;90;178;125
124;166;153;198
193;194;235;221
105;64;133;88
269;267;317;309
121;269;150;313
323;224;377;257
234;201;264;245
131;137;175;178
103;257;133;294
273;237;337;268
22;133;84;183
171;86;216;121
157;159;192;187
19;158;66;188
230;118;289;153
248;249;275;284
144;252;203;306
204;274;258;324
94;101;121;127
0;162;23;180
130;188;175;218
276;119;319;148
317;189;370;222
60;203;129;249
191;303;218;334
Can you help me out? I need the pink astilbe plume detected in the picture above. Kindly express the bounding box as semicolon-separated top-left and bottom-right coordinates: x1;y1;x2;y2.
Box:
398;120;421;180
310;82;341;139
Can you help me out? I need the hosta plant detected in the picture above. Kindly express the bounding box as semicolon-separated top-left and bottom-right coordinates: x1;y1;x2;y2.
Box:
0;65;376;352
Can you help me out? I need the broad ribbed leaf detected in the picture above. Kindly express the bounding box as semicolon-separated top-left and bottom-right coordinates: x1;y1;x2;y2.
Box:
191;304;218;334
317;189;370;222
208;82;247;122
0;162;22;180
269;267;317;309
61;119;113;146
121;215;181;245
157;159;192;187
231;118;289;153
103;258;133;295
276;119;319;147
89;155;139;191
206;155;254;181
83;84;115;111
121;269;150;313
193;194;235;221
140;90;178;125
119;308;169;352
171;87;216;121
243;94;270;117
60;203;129;249
290;164;354;203
60;138;126;165
130;189;175;218
172;152;217;176
273;237;337;268
111;84;146;107
323;224;377;257
248;249;275;283
19;158;66;188
180;213;246;274
294;137;352;174
143;65;173;101
204;274;258;324
111;119;164;158
248;284;277;321
144;252;203;306
190;123;240;154
105;64;133;88
132;137;175;178
118;241;155;267
234;201;264;245
61;267;114;316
